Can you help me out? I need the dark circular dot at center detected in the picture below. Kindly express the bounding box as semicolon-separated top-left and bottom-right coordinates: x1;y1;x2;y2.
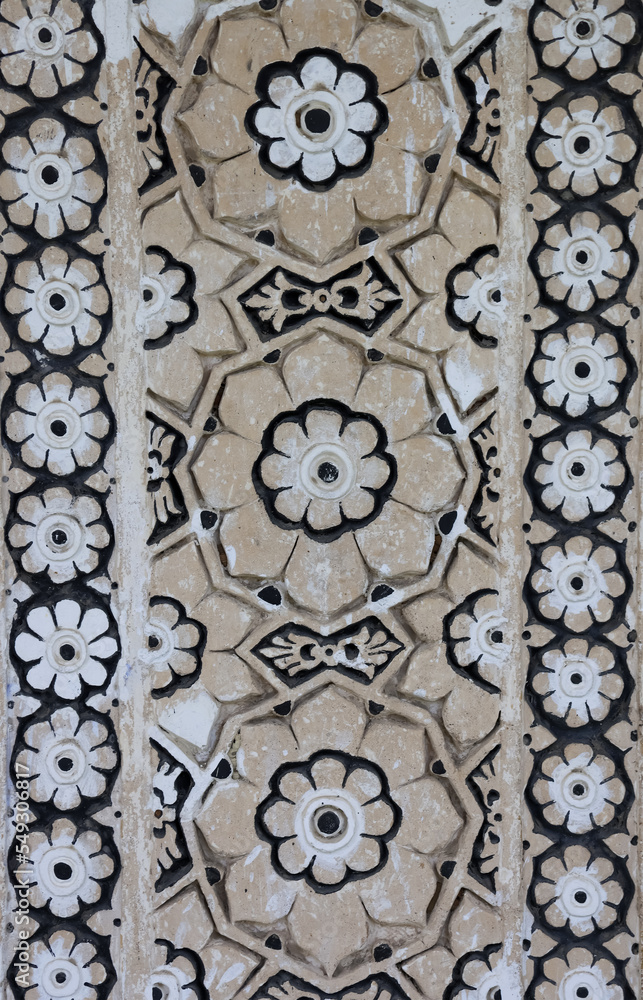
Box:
59;643;76;662
41;164;60;186
317;810;341;835
55;973;68;985
51;529;68;546
570;462;585;477
143;288;153;302
576;989;589;999
574;890;588;903
575;19;591;35
573;135;591;155
50;419;68;438
491;289;502;303
304;107;331;134
575;250;589;265
49;292;66;312
148;635;160;649
152;988;163;1000
575;361;591;379
491;630;503;643
318;461;339;483
53;861;73;880
570;576;584;591
570;672;584;685
38;26;54;43
572;782;587;796
57;756;74;772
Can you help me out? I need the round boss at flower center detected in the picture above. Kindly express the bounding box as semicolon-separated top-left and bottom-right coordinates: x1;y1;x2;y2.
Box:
36;400;83;451
298;789;360;853
140;277;166;317
561;970;602;1000
47;628;87;674
559;873;603;919
556;560;601;603
559;346;606;396
36;512;84;562
143;618;174;662
28;152;73;201
25;15;65;57
37;279;82;325
559;658;597;698
40;845;87;895
300;442;357;500
298;101;335;140
47;740;87;783
561;769;597;809
314;806;345;836
42;959;82;999
559;449;601;492
563;124;604;168
565;238;599;276
566;12;601;45
285;88;346;153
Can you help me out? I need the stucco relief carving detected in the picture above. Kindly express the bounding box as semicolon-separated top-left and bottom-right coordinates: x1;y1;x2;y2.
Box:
1;1;641;999
524;0;642;996
0;2;119;997
132;0;512;997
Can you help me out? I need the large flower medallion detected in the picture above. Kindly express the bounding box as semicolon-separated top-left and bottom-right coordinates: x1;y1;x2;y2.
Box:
176;0;446;261
195;687;465;975
192;336;465;613
255;400;396;539
247;49;387;190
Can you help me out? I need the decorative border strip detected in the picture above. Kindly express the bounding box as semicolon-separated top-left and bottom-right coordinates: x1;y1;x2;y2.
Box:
523;1;642;996
1;1;120;997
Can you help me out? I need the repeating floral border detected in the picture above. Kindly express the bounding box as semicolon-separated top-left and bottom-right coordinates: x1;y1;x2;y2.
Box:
0;1;119;997
524;2;642;997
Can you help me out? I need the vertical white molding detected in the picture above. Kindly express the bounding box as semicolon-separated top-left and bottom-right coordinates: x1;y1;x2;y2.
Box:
102;4;151;997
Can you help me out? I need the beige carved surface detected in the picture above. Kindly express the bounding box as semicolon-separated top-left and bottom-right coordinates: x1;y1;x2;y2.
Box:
0;1;641;1000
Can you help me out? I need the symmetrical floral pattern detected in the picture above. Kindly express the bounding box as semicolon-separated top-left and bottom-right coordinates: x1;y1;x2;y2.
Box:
17;706;117;809
178;0;446;261
530;428;626;522
26;816;114;916
533;845;623;936
534;211;632;311
256;401;396;539
256;752;399;891
3;0;640;997
196;686;463;973
0;0;99;98
530;639;624;726
4;371;112;477
193;336;465;614
25;929;108;1000
8;487;112;582
143;598;204;694
12;597;119;697
0;117;104;238
524;7;639;996
247;50;387;189
1;6;119;996
4;246;110;357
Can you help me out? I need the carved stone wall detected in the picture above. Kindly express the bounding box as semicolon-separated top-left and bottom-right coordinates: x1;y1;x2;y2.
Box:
0;2;641;1000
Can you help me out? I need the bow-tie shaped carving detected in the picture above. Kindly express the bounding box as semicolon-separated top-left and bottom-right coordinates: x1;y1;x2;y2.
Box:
253;618;404;686
241;258;402;339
